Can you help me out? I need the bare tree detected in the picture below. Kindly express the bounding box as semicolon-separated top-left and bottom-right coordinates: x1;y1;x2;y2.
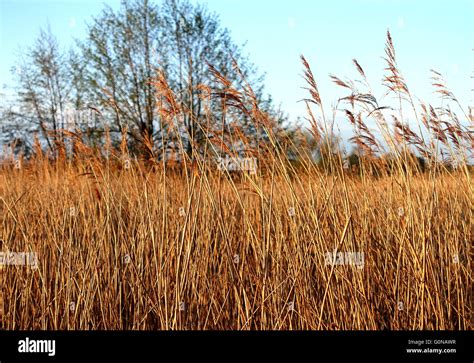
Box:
6;26;70;155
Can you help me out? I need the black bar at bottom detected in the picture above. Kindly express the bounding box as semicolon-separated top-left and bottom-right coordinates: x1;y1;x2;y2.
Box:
0;330;472;361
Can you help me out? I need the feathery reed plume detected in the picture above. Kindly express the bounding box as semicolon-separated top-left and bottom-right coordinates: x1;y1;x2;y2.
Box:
213;87;249;117
345;109;357;127
393;117;431;158
231;57;274;130
382;30;409;99
300;55;322;106
340;93;379;110
346;110;381;156
420;103;431;130
207;62;249;117
439;107;464;149
329;74;351;89
300;54;331;150
353;59;366;80
430;69;472;134
231;57;257;104
393;117;419;142
430;70;457;102
207;62;232;89
428;105;448;144
152;68;182;121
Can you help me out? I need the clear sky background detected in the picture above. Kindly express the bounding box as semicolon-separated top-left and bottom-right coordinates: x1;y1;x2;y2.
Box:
1;0;473;133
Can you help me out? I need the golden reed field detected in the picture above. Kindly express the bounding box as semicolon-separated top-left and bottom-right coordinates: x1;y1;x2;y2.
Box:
0;32;472;330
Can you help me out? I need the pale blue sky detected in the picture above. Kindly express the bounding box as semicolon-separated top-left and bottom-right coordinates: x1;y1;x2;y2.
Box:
1;0;473;128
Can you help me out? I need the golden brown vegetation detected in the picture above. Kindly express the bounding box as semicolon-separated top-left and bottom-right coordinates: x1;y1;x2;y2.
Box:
0;31;472;330
0;155;472;329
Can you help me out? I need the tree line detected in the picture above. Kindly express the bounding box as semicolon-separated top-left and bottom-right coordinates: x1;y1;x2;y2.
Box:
1;0;286;160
